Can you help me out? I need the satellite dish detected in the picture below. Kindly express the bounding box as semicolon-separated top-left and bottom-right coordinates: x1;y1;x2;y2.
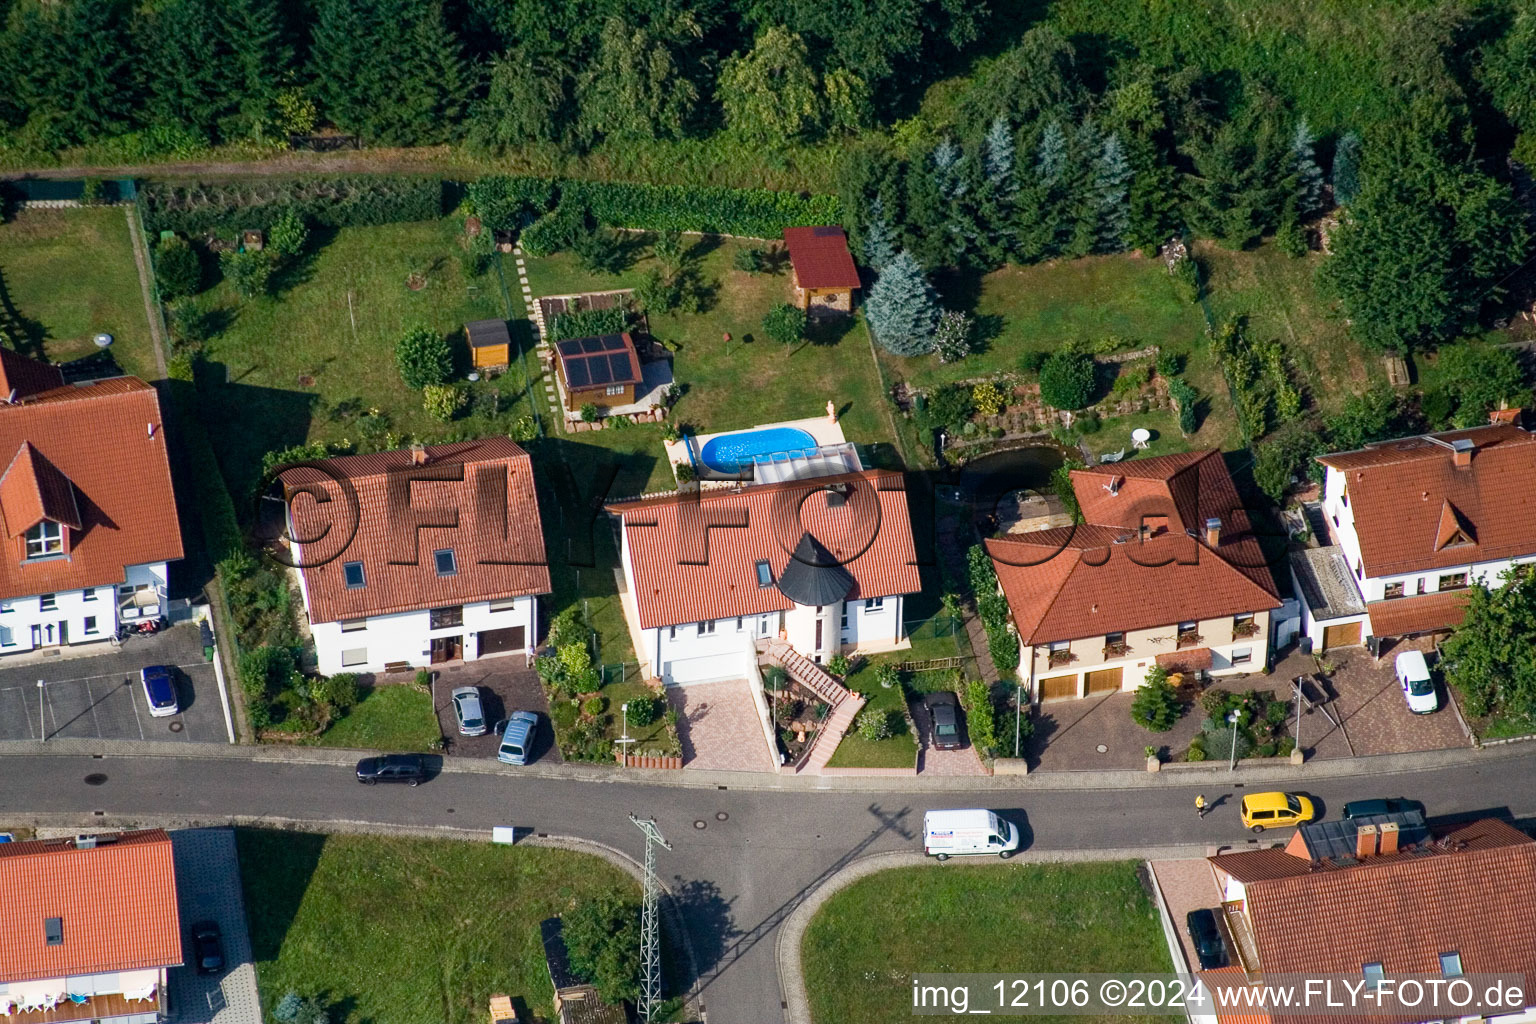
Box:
92;333;113;349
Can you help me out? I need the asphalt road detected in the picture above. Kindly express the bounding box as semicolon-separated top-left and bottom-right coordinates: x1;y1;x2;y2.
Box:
5;751;1536;1024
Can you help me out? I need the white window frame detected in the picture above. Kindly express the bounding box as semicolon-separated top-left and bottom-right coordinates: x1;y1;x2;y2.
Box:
605;384;625;396
1231;647;1253;665
82;587;97;602
863;597;884;612
25;521;62;559
0;624;13;646
341;648;368;667
696;620;715;637
38;593;56;611
83;616;97;634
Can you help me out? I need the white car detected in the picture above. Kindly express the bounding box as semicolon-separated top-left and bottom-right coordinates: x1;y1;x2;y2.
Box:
1395;650;1438;714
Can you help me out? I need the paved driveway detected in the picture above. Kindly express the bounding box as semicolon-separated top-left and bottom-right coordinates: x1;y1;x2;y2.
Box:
1297;641;1472;758
910;695;988;776
431;659;561;764
668;679;777;772
167;828;261;1024
0;625;226;743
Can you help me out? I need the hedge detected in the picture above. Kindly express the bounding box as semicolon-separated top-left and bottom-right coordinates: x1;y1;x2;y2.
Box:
166;377;243;565
138;176;444;236
465;175;557;232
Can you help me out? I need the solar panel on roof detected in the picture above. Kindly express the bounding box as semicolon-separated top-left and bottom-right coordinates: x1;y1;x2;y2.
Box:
557;339;580;356
601;334;624;351
593;358;616;385
608;353;631;380
812;226;841;237
566;361;591;387
581;337;605;353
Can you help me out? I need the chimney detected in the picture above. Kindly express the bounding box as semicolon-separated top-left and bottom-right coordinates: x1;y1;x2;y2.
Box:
1205;517;1222;547
410;443;429;465
1378;821;1400;856
1355;824;1379;859
73;834;97;850
1451;438;1474;468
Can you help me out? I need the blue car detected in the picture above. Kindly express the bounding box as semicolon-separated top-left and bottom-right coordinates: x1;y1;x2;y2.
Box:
497;712;539;765
140;665;178;717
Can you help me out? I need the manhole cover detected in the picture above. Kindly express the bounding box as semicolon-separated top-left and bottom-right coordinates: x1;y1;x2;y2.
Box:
446;808;454;813
693;820;707;830
715;811;728;822
168;721;184;732
84;774;108;786
1095;744;1108;753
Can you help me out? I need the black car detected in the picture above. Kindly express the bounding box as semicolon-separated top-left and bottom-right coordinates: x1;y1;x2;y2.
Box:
1343;798;1419;819
923;691;966;750
1185;908;1227;970
355;754;426;786
190;921;224;975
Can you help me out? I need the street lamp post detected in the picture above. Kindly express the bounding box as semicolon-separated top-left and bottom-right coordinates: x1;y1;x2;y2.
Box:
1227;709;1240;772
37;679;45;743
615;702;636;765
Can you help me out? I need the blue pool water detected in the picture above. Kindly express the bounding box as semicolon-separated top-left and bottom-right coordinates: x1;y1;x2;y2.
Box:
699;426;819;473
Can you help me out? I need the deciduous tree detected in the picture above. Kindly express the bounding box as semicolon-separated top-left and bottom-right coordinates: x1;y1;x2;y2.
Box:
718;26;822;145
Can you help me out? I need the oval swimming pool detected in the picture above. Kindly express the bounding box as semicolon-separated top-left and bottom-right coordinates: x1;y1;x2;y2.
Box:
699;426;819;474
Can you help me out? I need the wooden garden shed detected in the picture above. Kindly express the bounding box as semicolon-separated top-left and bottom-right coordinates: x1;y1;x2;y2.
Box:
783;225;860;316
466;319;511;370
555;333;641;411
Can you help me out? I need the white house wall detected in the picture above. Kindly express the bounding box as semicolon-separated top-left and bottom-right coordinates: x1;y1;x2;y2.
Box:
311;597;537;676
0;561;167;655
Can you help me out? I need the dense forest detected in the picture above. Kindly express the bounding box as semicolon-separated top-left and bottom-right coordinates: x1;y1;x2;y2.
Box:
5;0;1536;353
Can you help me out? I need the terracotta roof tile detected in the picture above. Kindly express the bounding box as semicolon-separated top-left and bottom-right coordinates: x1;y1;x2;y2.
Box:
1318;426;1536;576
0;373;181;600
1200;967;1273;1024
0;349;64;402
282;439;551;624
783;226;860;290
1366;590;1470;637
609;470;920;629
986;451;1280;644
0;830;181;983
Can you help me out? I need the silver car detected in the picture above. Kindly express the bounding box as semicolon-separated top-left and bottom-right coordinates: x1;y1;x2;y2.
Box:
451;686;487;736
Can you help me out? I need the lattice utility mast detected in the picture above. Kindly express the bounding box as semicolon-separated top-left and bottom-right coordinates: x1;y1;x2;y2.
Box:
630;814;672;1023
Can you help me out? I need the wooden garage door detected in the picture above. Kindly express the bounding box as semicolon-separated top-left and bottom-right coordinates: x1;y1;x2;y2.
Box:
1038;674;1078;701
477;625;525;658
1085;666;1124;696
1322;622;1361;650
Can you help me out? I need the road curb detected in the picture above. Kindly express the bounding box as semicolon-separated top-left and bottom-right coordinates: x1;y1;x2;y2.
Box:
3;738;1529;792
774;844;1211;1024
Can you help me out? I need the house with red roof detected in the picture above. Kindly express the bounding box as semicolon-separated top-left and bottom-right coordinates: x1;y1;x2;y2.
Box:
0;352;182;654
608;469;920;685
0;830;183;1023
783;226;860;317
281;439;550;675
986;451;1281;702
1196;817;1536;1024
1306;424;1536;649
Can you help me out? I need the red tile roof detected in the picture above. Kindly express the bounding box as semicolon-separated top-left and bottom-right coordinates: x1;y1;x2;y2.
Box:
0;830;182;984
1366;590;1470;637
1157;647;1213;672
986;451;1279;645
783;226;860;291
609;470;921;630
1318;425;1536;576
1200;967;1273;1024
0;349;64;402
282;439;551;623
1214;820;1536;1024
0;374;182;600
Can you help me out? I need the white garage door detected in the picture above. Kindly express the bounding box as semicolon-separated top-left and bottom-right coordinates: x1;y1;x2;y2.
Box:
662;655;739;686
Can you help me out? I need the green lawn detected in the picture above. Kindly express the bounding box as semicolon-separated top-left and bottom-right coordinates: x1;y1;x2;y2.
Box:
803;861;1174;1024
826;659;919;769
236;829;641;1024
196;217;537;498
0;206;159;379
307;684;440;751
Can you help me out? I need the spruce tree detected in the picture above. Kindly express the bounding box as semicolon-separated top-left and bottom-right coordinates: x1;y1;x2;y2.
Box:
979;115;1019;263
1065;118;1104;256
1091;132;1133;252
1037;119;1076;258
1333;132;1362;206
52;0;139;144
1291;118;1325;218
145;0;228;144
223;0;292;141
309;0;379;139
862;198;896;272
865;250;941;357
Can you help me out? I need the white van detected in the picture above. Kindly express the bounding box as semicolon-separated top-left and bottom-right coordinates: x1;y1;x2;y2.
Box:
923;809;1020;860
1394;650;1438;714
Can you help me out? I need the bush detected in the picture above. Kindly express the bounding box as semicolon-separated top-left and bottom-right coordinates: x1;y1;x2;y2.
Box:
166;298;217;346
856;707;893;741
465;175;557;232
972;380;1006;417
549;307;627;343
154;235;202;299
1017;350;1049;373
574;226;629;274
563;890;643;1004
873;663;900;689
396;325;453;389
1202;726;1253;762
1076;411;1101;434
238;645;298;704
1155;351;1183;377
580;402;599;422
561;178;840;237
1185;745;1207;762
1168;377;1199;434
1265;700;1289;726
732;246;768;272
268;208;309;259
762;302;807;346
1277;736;1296;757
519;203;588;257
316;673;360;712
139;176;445;237
1276;216;1307;258
219;248;274;299
826;653;851;676
1199;688;1234;718
961;680;999;752
935;310;975;364
1256;742;1278;757
1038;351;1097;410
986;627;1020;672
414;669;432;690
422;383;468;421
627;694;663;727
1111;365;1150;396
1170;255;1202;303
582;696;606;717
1131;667;1182;732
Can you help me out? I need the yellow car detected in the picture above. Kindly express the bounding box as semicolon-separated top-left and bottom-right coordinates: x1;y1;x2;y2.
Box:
1240;791;1316;833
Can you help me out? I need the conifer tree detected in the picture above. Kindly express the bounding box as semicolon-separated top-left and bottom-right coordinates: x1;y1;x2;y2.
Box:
865;250;941;357
1333;132;1362;206
224;0;292;141
978;115;1019;263
1291;118;1325;218
1091;132;1133;252
862;198;896;272
51;0;139;144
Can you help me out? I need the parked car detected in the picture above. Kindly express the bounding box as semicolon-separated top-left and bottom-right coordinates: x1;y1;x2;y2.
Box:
496;711;539;766
452;686;488;737
189;920;224;975
140;665;179;717
1185;908;1228;969
923;691;965;750
355;754;426;786
1394;650;1439;714
1343;798;1420;819
923;808;1019;860
1240;791;1316;832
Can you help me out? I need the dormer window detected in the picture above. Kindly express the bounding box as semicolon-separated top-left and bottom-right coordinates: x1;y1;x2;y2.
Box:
25;521;62;559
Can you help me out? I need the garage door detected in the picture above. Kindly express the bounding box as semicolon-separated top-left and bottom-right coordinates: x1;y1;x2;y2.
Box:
662;655;738;686
478;626;525;658
1085;667;1124;696
1038;674;1078;701
1322;622;1361;650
